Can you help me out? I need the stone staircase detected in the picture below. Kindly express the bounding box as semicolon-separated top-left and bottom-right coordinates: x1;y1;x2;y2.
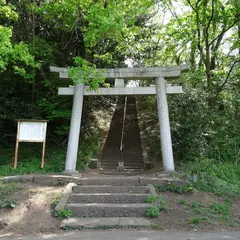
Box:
100;96;144;173
59;177;155;229
65;178;151;218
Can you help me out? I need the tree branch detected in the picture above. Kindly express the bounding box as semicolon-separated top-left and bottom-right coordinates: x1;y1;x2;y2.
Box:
216;60;240;97
206;0;216;42
209;18;240;47
186;0;197;12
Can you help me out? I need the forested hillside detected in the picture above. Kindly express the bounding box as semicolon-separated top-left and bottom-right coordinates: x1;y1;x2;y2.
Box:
0;0;239;194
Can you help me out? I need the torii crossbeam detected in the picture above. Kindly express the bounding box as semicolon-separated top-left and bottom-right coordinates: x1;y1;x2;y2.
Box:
50;64;189;174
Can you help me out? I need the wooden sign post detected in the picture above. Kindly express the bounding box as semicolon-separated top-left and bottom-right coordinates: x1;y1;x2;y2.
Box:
14;120;48;169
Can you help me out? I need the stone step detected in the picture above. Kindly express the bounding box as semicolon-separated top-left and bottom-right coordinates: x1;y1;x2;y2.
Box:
101;153;142;156
100;170;143;174
101;159;143;162
100;167;143;170
103;149;142;152
78;177;139;186
100;159;143;162
60;217;151;229
101;156;142;159
125;163;144;166
102;150;142;153
100;162;144;165
101;164;143;168
100;160;143;164
125;164;144;167
99;171;143;176
68;193;149;203
101;168;143;172
72;185;150;194
65;203;151;217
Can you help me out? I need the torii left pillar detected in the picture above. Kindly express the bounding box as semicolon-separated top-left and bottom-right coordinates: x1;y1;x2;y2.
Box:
156;77;175;172
63;83;84;174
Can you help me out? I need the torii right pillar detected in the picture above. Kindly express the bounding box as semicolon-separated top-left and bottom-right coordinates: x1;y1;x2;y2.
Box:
156;77;175;172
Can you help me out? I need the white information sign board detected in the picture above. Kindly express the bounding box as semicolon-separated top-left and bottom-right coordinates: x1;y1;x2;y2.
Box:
18;121;47;142
14;120;48;169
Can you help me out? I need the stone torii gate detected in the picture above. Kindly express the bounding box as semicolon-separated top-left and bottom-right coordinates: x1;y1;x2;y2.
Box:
50;64;189;174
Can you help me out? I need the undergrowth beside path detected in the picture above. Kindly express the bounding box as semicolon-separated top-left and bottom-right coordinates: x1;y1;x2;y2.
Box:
179;159;240;197
0;182;23;209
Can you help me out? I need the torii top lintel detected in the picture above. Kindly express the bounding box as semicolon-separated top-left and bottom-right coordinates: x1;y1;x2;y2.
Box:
50;64;189;80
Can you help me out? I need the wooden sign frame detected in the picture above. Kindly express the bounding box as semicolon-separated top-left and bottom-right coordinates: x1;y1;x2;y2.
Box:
14;120;48;169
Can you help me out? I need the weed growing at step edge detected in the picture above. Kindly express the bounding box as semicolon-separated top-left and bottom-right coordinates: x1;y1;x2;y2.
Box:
151;224;164;230
55;209;72;219
51;193;62;209
145;195;168;218
145;195;155;204
145;206;160;218
145;195;168;210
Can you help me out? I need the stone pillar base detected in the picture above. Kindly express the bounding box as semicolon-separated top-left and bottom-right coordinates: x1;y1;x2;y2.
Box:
62;170;80;176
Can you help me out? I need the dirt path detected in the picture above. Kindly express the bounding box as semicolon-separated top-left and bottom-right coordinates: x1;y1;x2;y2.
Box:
0;183;64;235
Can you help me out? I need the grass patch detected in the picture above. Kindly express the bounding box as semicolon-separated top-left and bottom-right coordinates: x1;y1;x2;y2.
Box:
179;199;233;225
189;216;202;225
209;201;231;221
0;129;103;176
178;200;205;213
189;216;209;225
178;199;187;205
0;182;23;195
0;145;66;176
